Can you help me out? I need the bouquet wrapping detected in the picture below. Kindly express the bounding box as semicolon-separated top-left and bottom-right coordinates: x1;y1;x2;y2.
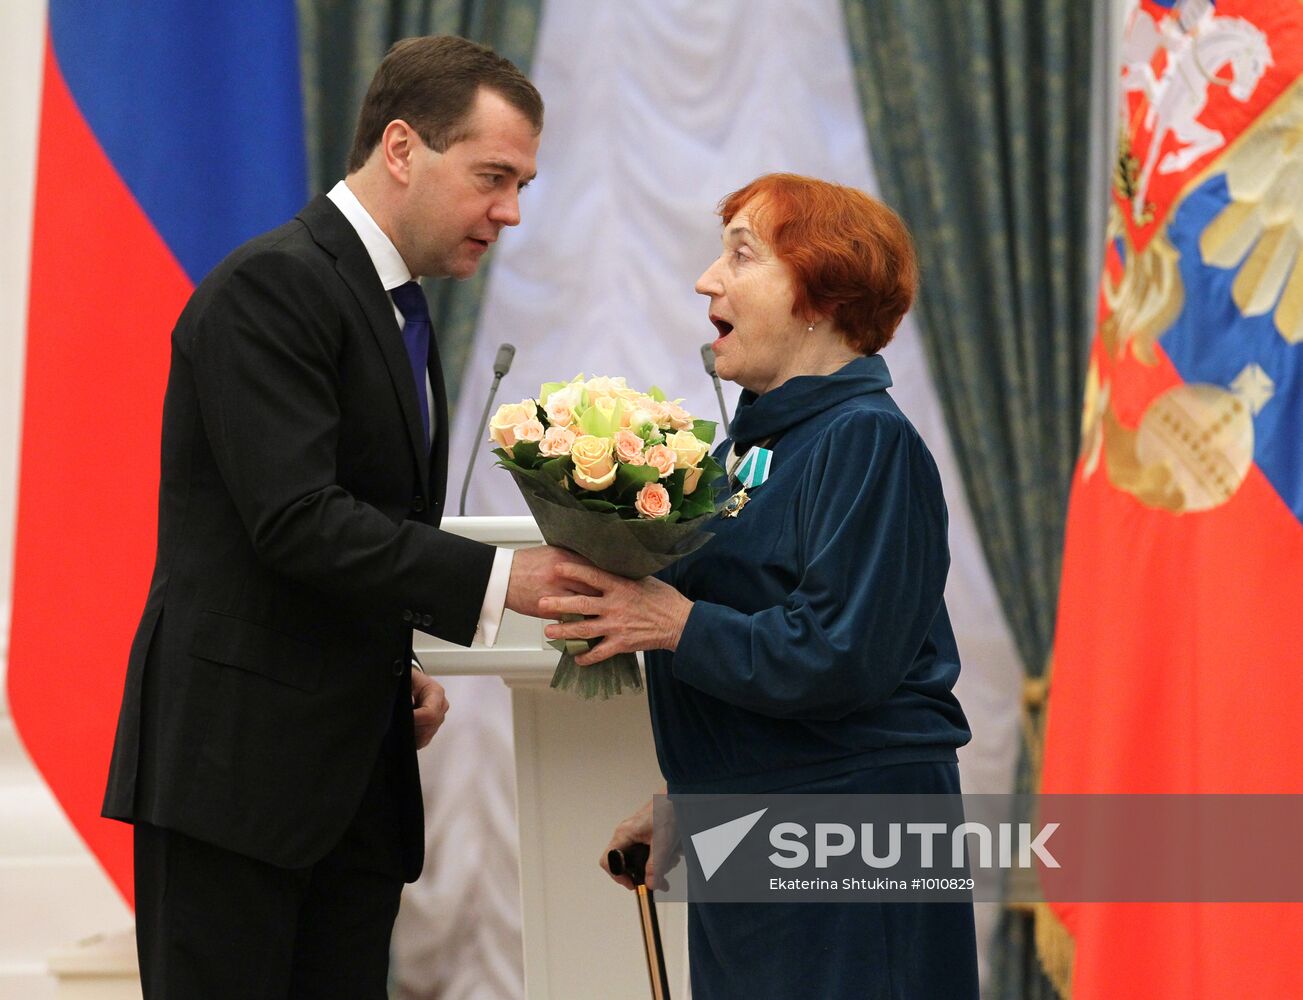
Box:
490;375;723;697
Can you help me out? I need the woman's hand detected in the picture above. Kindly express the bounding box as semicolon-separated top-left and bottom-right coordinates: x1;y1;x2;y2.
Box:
539;564;693;666
600;798;656;890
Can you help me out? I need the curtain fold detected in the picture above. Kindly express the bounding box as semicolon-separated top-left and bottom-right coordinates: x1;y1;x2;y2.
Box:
841;0;1094;678
842;3;1098;996
296;0;542;405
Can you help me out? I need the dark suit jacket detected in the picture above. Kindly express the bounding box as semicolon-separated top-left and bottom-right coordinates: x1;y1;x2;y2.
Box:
102;194;496;878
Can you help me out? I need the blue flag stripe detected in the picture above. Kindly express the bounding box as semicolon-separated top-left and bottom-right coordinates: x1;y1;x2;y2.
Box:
49;1;308;284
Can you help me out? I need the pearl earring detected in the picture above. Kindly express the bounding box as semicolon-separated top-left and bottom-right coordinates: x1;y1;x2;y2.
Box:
807;324;815;333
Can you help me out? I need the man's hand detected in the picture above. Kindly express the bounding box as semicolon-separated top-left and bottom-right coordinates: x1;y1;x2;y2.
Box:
504;545;596;618
411;668;449;749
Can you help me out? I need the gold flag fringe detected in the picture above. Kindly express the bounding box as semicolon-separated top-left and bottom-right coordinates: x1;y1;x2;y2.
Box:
1034;901;1075;998
1023;663;1075;997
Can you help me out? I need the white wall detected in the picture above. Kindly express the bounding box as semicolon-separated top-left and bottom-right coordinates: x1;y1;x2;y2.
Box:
0;1;43;680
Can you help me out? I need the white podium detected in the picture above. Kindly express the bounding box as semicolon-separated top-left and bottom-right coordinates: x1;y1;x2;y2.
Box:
416;517;687;1000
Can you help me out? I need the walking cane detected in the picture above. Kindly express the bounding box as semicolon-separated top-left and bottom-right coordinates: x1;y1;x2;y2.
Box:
608;842;672;1000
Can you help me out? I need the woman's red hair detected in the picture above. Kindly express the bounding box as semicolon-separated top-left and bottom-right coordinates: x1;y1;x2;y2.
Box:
718;173;917;355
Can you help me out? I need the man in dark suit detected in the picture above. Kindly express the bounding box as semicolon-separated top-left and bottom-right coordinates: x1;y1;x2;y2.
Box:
103;36;573;998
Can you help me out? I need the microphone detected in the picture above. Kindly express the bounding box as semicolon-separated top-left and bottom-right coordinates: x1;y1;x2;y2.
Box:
700;343;730;429
459;343;516;516
493;342;516;378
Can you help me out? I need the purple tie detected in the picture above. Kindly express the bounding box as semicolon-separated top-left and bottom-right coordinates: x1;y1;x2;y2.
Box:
390;281;431;444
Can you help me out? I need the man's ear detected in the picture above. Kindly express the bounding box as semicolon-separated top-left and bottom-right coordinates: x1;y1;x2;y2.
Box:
380;119;418;185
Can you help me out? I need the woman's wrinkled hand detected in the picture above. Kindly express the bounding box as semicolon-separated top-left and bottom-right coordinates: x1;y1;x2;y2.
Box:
539;564;693;666
600;798;656;890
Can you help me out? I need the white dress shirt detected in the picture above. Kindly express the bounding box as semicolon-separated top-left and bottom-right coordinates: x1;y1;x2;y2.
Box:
327;180;512;646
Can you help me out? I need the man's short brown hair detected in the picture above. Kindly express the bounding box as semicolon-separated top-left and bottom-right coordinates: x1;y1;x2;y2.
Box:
347;35;543;172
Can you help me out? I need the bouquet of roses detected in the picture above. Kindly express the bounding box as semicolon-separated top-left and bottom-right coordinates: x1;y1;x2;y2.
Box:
490;375;724;697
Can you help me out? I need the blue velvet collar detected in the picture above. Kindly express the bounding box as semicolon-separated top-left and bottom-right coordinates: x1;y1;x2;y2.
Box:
728;354;893;447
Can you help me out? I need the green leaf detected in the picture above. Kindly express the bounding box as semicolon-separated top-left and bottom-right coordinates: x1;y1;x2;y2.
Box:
649;385;667;403
539;381;567;405
679;490;715;520
577;400;623;439
510;441;542;468
695;454;727;489
578;497;621;512
616;462;660;496
691;419;717;445
666;468;686;508
538;456;571;482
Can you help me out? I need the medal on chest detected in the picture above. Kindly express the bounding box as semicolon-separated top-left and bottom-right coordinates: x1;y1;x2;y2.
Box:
721;444;773;518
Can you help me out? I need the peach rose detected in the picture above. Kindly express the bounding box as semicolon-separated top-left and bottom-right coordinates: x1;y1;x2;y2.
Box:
515;418;544;444
539;425;577;457
614;429;646;466
489;400;536;451
634;482;673;519
571;435;616;491
544;395;576;428
683;465;704;494
666;430;709;469
644;444;676;478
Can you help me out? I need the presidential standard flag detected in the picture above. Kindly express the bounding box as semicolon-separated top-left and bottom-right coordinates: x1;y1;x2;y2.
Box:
7;1;307;904
1041;0;1303;995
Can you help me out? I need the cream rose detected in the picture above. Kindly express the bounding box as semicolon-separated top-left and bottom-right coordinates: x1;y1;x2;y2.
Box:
682;465;704;494
613;429;646;466
628;408;660;439
584;375;626;399
646;400;674;429
571;435;617;491
592;396;621;427
644;444;676;478
634;482;673;519
615;385;647;406
489;400;535;450
544;395;576;428
662;400;694;431
666;430;709;469
539;425;577;457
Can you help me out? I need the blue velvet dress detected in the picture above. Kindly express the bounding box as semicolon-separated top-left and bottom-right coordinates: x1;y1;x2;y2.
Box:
646;354;979;998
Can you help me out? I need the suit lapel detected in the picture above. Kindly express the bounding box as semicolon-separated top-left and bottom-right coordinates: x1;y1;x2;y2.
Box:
297;195;431;488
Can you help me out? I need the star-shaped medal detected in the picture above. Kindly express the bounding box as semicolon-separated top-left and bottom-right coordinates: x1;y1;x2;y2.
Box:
721;487;750;518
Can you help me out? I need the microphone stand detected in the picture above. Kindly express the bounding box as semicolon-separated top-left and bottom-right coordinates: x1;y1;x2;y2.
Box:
701;343;730;429
459;343;516;516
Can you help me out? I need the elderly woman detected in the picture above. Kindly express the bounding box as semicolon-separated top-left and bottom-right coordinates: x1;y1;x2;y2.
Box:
541;173;977;998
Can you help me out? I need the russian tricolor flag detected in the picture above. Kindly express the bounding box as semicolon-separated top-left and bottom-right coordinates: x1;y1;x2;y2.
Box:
8;2;307;904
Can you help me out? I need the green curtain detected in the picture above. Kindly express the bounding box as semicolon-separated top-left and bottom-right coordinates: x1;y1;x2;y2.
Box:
296;0;542;405
842;2;1096;996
